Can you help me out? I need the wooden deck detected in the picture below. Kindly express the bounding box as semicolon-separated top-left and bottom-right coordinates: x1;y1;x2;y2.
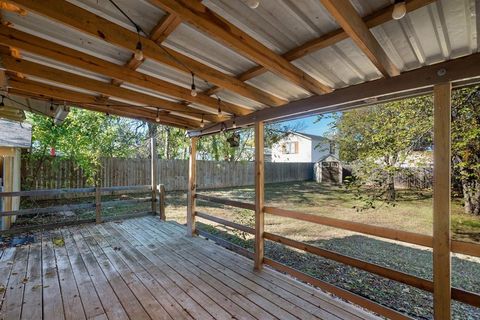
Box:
0;217;380;320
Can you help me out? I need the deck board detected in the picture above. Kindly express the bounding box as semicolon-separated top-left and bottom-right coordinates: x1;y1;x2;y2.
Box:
0;217;380;320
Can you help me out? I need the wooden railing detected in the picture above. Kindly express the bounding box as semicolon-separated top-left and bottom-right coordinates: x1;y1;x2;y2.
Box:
0;184;166;234
193;193;480;318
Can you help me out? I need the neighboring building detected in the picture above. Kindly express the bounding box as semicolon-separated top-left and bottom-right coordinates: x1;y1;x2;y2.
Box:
271;132;338;163
0;119;32;230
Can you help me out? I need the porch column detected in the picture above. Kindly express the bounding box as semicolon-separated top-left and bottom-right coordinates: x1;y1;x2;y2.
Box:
187;137;198;237
1;156;13;230
433;82;452;320
254;121;265;270
150;126;158;215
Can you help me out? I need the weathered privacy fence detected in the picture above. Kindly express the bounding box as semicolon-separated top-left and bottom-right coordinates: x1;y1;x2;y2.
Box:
22;158;314;191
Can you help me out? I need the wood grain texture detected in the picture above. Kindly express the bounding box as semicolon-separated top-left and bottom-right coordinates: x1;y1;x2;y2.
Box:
433;82;452;319
254;121;265;270
187;137;197;237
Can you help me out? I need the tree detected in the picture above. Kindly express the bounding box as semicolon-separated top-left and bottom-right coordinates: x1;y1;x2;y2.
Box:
28;108;148;185
451;86;480;215
328;96;433;203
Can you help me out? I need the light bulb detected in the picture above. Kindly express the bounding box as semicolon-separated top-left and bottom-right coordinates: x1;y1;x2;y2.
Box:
232;120;236;129
245;0;259;9
156;116;160;123
134;41;144;61
392;1;406;20
191;88;197;97
200;115;204;128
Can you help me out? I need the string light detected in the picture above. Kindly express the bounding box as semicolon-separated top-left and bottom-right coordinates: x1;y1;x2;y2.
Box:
244;0;259;9
392;0;406;20
155;108;160;123
190;72;197;97
0;95;4;109
232;115;236;129
217;98;222;117
200;114;204;128
49;100;55;116
134;40;144;61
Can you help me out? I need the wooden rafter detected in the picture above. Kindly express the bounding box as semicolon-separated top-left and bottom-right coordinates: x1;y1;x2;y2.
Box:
10;0;286;107
319;0;400;78
191;52;480;136
0;55;220;122
204;0;435;96
0;26;250;116
7;78;200;128
111;13;181;86
150;0;332;96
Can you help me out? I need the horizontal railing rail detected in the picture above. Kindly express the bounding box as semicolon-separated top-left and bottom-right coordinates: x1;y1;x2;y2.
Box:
195;193;255;210
190;197;480;311
0;185;163;234
264;232;480;308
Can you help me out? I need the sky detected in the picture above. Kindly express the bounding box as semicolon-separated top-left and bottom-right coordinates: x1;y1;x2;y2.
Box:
275;113;335;137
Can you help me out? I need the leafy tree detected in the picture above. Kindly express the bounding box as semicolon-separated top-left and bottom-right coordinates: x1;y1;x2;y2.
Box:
451;86;480;215
28;108;148;185
326;96;433;204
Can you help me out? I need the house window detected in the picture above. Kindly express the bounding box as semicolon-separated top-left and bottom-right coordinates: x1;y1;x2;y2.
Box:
283;142;298;154
329;141;336;155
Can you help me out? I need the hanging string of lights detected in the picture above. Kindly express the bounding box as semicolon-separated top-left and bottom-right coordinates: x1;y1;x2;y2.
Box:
106;0;235;118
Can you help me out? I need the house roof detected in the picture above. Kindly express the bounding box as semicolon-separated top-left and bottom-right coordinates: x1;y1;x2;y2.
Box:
0;0;478;132
0;119;32;148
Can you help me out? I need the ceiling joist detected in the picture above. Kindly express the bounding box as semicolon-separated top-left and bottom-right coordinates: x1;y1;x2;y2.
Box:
319;0;400;78
150;0;332;96
0;25;251;117
203;0;435;96
0;54;221;122
8;78;200;128
9;0;287;107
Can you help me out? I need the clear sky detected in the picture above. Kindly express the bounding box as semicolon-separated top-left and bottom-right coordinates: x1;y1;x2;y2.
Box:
275;113;334;137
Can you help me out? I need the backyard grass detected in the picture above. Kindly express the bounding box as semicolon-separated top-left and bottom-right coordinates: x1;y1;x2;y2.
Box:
164;181;480;320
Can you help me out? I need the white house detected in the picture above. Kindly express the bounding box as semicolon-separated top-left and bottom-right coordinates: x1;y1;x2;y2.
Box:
271;132;338;163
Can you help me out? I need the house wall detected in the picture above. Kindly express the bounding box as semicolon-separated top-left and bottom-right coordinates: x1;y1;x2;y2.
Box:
272;134;336;163
272;134;312;162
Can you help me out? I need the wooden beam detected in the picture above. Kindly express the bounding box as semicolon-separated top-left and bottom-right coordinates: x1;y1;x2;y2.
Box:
433;82;451;319
254;121;264;270
150;125;158;215
204;0;434;95
1;156;13;230
319;0;400;77
10;0;286;107
187;136;197;237
150;0;332;95
190;52;480;136
112;13;181;86
0;26;249;116
7;78;200;128
0;55;221;122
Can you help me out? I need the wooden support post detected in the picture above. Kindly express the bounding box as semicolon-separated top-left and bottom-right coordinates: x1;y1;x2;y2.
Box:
433;82;452;320
254;121;265;270
150;126;158;215
95;185;101;224
159;184;166;221
187;137;198;237
1;156;13;230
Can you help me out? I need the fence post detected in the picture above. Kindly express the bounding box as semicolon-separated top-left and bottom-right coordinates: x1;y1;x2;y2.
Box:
95;186;101;224
187;137;198;237
433;82;452;320
159;184;166;221
254;121;265;270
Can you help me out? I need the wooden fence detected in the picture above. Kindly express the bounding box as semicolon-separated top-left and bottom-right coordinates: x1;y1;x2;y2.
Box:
22;158;314;191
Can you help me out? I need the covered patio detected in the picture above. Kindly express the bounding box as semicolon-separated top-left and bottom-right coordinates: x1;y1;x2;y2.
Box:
0;0;479;319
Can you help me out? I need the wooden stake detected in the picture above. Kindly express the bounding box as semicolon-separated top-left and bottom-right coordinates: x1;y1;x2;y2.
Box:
150;126;158;215
95;185;101;224
187;137;198;236
433;82;452;320
254;121;265;270
159;184;166;221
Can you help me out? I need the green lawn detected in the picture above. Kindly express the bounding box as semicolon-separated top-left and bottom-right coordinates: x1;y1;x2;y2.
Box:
165;181;480;320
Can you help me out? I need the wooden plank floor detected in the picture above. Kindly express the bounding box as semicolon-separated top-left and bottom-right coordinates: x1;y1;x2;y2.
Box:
0;217;381;320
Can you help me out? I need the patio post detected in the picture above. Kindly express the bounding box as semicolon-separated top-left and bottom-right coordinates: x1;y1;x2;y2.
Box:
433;81;452;320
150;126;158;215
187;137;198;237
254;121;265;270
